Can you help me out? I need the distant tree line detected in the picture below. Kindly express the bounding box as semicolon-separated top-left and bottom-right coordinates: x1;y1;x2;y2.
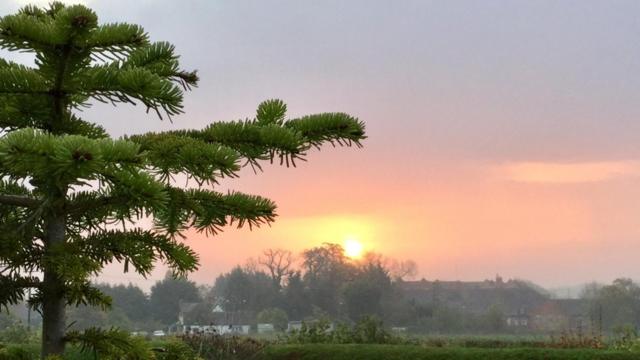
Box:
4;246;640;335
581;278;640;334
203;244;419;325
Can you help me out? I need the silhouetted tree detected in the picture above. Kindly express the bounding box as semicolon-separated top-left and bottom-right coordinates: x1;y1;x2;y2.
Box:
343;259;392;321
585;278;640;331
259;248;295;290
212;267;277;314
282;271;312;320
302;243;355;316
100;284;150;324
256;308;288;331
149;275;201;325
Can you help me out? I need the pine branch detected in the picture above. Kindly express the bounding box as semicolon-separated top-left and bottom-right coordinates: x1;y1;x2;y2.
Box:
128;132;241;183
0;66;48;94
78;229;198;276
0;194;40;207
0;273;40;309
286;112;366;147
154;187;277;236
85;23;148;53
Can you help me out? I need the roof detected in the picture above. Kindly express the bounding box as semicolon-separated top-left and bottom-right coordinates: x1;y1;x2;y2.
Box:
399;278;550;314
530;299;588;318
178;302;199;314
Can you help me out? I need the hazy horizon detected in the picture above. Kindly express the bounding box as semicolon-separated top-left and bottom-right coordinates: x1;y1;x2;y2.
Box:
3;0;640;290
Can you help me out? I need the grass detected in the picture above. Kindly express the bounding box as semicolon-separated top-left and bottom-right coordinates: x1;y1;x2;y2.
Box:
261;344;637;360
2;338;638;360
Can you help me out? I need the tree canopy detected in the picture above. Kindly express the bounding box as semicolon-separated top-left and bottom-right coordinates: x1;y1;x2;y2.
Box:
0;2;365;357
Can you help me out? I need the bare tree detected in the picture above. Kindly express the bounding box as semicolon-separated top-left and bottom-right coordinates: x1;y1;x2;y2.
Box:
360;251;417;281
259;249;295;289
243;257;260;274
390;259;418;281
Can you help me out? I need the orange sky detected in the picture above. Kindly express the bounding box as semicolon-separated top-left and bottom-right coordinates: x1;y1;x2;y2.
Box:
101;151;640;289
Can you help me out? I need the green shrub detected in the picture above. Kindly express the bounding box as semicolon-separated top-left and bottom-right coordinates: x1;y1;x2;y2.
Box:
256;309;288;332
180;334;265;360
283;316;398;345
0;324;31;344
66;328;154;360
351;317;392;344
285;319;333;344
155;338;198;360
0;345;33;360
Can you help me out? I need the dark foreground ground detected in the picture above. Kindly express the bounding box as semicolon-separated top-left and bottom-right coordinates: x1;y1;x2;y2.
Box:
2;341;638;360
263;344;636;360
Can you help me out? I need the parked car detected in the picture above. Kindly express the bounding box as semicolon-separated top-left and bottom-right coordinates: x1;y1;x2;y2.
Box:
152;330;166;337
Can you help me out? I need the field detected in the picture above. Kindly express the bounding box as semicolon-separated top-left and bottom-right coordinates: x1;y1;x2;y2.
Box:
263;344;637;360
3;329;640;360
2;342;638;360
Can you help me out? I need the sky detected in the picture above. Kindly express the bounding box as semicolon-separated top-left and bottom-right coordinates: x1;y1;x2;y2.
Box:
2;0;640;290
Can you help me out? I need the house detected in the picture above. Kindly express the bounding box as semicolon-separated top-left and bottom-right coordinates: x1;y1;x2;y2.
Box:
397;276;589;332
506;312;529;328
177;302;255;335
178;301;200;325
257;323;275;334
529;299;589;333
399;276;549;316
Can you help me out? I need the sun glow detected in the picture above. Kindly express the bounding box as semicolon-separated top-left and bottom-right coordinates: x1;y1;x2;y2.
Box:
344;237;364;258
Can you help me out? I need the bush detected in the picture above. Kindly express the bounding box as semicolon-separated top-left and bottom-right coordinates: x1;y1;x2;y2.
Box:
351;317;392;344
155;338;198;360
256;309;288;332
284;319;333;344
0;324;31;344
283;316;398;345
66;328;155;360
0;345;33;360
611;325;638;351
180;334;266;360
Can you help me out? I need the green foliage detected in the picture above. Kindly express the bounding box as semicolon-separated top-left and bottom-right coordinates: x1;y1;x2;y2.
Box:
261;344;640;360
284;317;396;345
101;284;151;325
0;1;364;357
284;319;333;344
65;327;154;360
351;317;393;344
301;243;355;317
154;338;198;360
342;263;392;321
610;325;638;351
0;345;34;360
257;309;288;332
0;323;30;344
149;275;201;326
584;279;640;333
180;335;265;360
266;345;639;360
212;267;277;315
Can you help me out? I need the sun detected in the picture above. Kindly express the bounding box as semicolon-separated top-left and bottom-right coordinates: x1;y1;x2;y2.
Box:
344;237;364;259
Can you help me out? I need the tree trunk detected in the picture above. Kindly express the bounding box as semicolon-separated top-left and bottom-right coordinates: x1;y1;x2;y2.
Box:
41;214;67;359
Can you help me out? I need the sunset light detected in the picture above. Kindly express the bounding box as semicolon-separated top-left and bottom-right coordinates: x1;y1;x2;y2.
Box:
5;1;640;356
344;237;364;258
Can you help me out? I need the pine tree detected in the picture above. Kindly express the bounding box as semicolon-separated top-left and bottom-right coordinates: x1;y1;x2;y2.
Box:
0;3;365;357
